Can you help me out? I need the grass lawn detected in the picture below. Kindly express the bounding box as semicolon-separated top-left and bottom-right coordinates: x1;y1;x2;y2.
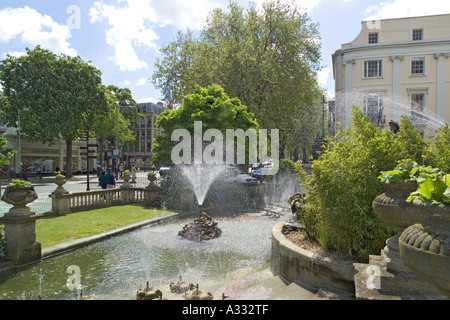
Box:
36;206;174;248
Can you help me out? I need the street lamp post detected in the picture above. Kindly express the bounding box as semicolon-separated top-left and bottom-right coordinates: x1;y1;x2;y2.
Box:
17;108;29;178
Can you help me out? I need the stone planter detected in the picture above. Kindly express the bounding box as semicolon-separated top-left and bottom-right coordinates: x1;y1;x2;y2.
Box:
53;177;69;195
147;174;157;188
2;186;38;217
399;202;450;298
122;175;132;189
1;186;41;266
372;182;431;272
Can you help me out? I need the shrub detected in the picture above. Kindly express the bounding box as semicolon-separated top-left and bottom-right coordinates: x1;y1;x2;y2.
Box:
429;123;450;173
0;225;6;259
303;107;400;260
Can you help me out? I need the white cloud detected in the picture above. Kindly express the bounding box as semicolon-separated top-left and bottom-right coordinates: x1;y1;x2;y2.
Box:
90;0;323;72
317;67;330;87
364;0;450;20
137;97;159;104
0;6;76;56
136;78;148;86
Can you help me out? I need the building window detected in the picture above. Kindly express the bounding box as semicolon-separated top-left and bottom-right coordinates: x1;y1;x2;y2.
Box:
412;29;423;41
362;93;385;125
368;32;378;44
411;93;426;121
363;60;383;78
411;57;425;76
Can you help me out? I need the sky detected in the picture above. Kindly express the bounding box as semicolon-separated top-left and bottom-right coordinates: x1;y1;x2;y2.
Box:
1;0;450;104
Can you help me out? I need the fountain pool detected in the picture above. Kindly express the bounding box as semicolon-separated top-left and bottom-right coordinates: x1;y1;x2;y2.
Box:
0;212;282;300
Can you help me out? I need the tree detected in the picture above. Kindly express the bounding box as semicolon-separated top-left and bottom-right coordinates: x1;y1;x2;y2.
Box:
152;84;258;165
90;85;140;168
153;0;324;158
0;46;109;178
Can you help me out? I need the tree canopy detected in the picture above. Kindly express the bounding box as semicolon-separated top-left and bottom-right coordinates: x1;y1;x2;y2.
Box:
0;46;109;178
152;84;258;165
152;0;325;159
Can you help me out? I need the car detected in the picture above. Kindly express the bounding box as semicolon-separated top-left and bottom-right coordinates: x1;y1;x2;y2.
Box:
235;173;259;185
159;166;171;177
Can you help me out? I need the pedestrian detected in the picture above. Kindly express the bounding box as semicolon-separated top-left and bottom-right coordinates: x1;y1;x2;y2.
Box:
97;163;102;177
98;171;107;189
8;166;16;182
131;165;137;183
152;164;155;172
119;163;124;179
35;165;42;181
105;168;116;189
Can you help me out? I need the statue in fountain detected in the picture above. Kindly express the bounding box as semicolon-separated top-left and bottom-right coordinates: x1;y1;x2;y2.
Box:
178;212;222;241
136;281;164;300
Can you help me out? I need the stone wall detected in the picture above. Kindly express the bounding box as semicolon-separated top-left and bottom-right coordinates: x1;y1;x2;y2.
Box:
270;222;357;294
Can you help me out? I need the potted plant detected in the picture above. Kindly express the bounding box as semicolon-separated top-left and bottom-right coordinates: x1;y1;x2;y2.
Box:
147;171;157;188
122;170;132;188
399;172;450;297
1;179;38;216
53;171;68;195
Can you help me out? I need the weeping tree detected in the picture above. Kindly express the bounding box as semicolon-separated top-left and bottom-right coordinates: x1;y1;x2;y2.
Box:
153;0;325;159
0;46;109;178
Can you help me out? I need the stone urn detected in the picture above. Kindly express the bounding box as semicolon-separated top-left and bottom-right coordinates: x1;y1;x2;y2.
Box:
53;176;69;195
147;173;157;189
121;174;132;189
2;186;38;217
399;201;450;298
1;185;41;265
372;181;432;272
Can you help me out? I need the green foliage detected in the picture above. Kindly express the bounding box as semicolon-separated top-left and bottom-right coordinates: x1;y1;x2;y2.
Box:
407;172;450;205
429;123;450;173
152;84;257;165
378;159;439;184
152;0;324;159
0;46;109;178
0;133;16;169
8;179;32;188
0;225;6;259
396;116;430;163
303;107;399;260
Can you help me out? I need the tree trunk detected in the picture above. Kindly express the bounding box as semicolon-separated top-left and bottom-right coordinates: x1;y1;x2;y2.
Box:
65;140;73;179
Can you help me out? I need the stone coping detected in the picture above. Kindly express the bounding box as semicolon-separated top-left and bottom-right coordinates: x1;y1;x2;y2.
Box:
271;222;358;294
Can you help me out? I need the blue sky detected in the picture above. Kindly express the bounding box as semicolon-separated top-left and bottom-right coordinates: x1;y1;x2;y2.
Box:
1;0;450;104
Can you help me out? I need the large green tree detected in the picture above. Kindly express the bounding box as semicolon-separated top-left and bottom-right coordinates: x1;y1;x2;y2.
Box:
91;85;140;168
0;46;109;178
153;0;324;158
152;84;258;165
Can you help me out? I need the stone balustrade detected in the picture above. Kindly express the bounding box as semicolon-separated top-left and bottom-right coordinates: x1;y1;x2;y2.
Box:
49;186;160;216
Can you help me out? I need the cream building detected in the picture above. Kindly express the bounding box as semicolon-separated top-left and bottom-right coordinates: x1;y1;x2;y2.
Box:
332;14;450;137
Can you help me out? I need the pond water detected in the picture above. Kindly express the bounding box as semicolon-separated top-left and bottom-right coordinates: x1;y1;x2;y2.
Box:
0;213;284;300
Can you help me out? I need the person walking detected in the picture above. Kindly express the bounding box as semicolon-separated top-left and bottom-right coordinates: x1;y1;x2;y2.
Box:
8;166;16;182
105;168;116;189
131;165;137;183
98;171;107;189
119;163;124;179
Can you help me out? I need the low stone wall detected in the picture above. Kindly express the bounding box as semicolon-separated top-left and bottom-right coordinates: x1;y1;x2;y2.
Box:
270;222;357;294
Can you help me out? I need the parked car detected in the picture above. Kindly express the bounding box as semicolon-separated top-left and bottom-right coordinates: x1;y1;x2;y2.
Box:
223;166;258;185
159;166;171;177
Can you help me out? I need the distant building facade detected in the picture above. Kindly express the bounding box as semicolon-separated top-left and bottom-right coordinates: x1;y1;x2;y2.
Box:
332;14;450;137
124;102;165;167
